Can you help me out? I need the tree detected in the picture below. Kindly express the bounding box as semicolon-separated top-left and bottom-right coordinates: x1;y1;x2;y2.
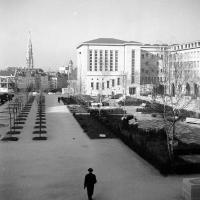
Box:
150;50;194;161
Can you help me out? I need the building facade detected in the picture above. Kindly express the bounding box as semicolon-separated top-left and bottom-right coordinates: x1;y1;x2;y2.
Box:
77;38;167;96
169;41;200;97
140;44;168;95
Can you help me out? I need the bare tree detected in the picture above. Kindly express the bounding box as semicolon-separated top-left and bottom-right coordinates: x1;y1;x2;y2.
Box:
151;50;194;161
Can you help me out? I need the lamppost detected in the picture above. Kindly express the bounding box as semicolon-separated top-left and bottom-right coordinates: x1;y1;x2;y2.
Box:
78;52;82;95
122;71;127;117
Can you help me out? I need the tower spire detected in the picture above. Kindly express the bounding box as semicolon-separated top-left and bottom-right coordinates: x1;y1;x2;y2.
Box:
26;31;34;69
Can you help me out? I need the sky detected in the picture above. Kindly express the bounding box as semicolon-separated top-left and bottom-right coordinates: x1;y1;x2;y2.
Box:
0;0;200;71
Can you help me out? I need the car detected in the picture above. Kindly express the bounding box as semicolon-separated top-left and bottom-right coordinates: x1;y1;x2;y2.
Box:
32;92;39;96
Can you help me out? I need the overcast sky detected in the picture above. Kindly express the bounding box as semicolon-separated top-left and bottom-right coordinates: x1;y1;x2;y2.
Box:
0;0;200;71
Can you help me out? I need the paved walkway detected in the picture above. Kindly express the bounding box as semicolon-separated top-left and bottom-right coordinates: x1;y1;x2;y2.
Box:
0;94;199;200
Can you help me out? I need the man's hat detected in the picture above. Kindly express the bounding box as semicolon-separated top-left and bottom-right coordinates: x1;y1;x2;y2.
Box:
88;168;93;172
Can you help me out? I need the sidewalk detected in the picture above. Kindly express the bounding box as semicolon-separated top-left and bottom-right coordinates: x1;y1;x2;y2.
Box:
0;94;197;200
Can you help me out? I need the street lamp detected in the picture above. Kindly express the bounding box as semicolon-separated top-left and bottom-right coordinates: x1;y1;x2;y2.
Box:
78;52;82;95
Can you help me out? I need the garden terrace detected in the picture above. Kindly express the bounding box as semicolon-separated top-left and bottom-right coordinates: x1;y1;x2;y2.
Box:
87;106;200;174
62;95;200;174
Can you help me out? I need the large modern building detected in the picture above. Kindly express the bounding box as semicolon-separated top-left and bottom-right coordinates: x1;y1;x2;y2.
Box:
77;38;167;96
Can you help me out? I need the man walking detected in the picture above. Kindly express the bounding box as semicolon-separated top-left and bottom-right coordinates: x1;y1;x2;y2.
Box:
84;168;97;200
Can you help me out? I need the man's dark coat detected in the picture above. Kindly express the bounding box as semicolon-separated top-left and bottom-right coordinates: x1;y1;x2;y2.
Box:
84;173;97;199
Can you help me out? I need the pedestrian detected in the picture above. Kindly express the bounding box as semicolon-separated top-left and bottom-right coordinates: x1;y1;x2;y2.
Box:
84;168;97;200
58;97;60;103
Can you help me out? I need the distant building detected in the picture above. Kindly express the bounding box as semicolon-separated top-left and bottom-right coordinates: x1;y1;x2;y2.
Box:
77;38;167;96
49;77;58;90
59;66;67;74
57;60;77;93
0;70;16;93
59;60;74;74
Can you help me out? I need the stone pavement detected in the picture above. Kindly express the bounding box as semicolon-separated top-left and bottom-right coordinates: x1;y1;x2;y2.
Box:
0;94;199;200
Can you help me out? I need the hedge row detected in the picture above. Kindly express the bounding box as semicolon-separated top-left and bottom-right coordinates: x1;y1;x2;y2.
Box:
91;111;200;175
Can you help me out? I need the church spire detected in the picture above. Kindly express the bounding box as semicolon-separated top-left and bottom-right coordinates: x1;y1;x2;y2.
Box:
26;31;34;69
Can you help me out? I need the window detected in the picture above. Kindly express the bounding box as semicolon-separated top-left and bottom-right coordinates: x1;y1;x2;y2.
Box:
131;50;135;83
91;82;94;89
117;78;120;85
102;82;104;90
100;50;103;71
89;50;92;71
112;79;115;87
94;50;98;71
1;83;7;88
105;50;108;71
96;82;99;90
107;81;109;88
115;51;118;71
110;50;113;71
129;87;136;95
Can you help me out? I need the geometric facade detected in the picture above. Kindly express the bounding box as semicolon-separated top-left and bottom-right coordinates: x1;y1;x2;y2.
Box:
77;38;167;96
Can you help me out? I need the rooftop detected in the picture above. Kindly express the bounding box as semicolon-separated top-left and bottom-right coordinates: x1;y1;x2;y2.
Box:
83;38;128;44
77;38;167;48
77;38;142;48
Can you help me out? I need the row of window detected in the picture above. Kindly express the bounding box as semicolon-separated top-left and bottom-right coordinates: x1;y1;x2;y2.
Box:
91;78;121;90
0;83;13;88
141;76;166;84
89;50;118;72
173;42;200;51
170;61;200;68
141;53;164;60
0;78;10;82
141;69;159;74
171;51;200;60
